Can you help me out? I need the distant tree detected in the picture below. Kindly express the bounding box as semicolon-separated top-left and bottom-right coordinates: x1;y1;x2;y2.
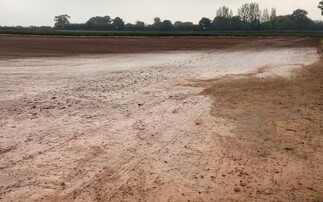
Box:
216;6;233;18
85;16;112;30
319;1;323;15
154;17;161;24
49;6;323;32
231;16;243;30
271;15;297;30
292;9;308;21
238;3;261;23
270;8;277;19
125;23;133;30
174;21;183;27
65;23;88;30
149;17;163;30
135;21;145;28
311;20;323;30
112;17;125;30
212;17;229;30
199;17;211;30
87;16;111;25
249;3;261;23
238;3;261;30
54;14;70;29
125;21;145;31
214;6;237;31
261;9;270;22
160;20;173;31
291;9;312;29
238;4;249;22
174;21;195;31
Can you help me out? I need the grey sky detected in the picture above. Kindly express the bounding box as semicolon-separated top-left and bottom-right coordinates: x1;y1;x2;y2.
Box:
0;0;321;26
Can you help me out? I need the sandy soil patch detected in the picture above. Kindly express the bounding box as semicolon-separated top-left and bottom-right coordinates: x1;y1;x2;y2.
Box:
192;60;323;201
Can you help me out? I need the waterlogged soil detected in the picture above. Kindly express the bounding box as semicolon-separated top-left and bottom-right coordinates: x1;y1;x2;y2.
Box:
191;61;323;201
0;37;322;201
0;36;318;59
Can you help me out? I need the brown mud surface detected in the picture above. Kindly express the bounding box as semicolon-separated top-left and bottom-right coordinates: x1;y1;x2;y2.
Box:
191;60;323;201
0;35;318;59
0;37;322;201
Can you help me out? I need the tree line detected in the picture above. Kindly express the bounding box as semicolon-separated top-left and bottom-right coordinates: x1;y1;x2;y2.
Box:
53;3;322;31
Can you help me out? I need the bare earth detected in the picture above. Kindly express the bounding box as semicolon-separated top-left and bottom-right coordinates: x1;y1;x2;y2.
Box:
0;37;322;201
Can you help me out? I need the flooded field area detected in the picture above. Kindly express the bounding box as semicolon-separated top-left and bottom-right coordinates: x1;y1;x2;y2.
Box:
0;37;322;201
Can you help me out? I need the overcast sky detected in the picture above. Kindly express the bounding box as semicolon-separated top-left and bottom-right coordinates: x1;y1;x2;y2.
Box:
0;0;321;26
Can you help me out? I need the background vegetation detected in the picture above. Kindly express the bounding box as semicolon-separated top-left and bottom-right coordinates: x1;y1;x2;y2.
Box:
1;2;323;36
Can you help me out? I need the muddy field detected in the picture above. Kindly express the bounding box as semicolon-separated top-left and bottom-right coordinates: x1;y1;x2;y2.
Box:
0;37;322;201
0;35;318;59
